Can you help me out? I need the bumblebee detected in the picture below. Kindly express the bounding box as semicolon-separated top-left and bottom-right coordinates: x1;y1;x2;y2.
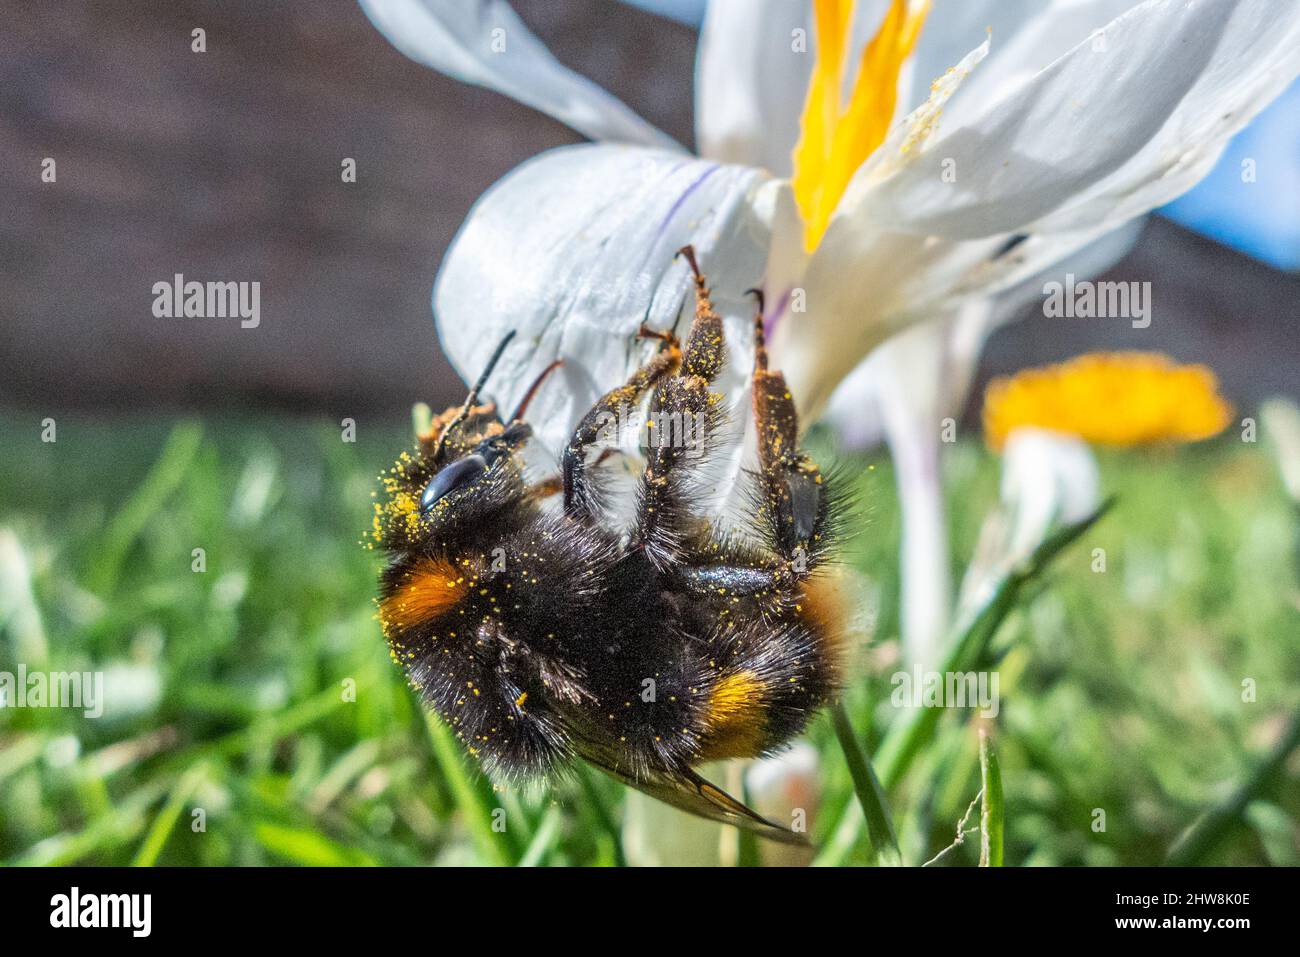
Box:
373;248;848;843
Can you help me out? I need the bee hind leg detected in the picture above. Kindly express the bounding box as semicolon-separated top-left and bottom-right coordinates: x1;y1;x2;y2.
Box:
748;292;835;579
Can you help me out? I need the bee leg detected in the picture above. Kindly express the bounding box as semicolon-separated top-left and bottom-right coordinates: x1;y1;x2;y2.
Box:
675;562;780;597
525;475;562;503
749;292;830;578
635;246;728;568
563;333;680;520
669;245;726;384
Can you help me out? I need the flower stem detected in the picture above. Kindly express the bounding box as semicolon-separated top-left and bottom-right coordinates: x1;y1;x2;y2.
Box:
978;729;1003;867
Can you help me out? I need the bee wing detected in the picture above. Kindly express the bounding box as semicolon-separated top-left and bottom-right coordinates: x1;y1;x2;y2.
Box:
580;751;809;847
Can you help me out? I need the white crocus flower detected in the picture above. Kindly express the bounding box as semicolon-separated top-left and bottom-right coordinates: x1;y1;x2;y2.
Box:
1261;398;1300;504
956;426;1102;616
360;0;1300;625
999;428;1102;562
829;215;1143;668
960;350;1232;612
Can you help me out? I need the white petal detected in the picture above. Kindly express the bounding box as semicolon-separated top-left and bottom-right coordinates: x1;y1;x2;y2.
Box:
774;226;1001;420
821;297;992;440
958;429;1097;616
905;0;1052;111
1029;3;1300;234
708;0;1077;175
694;0;895;175
820;302;992;670
434;144;780;483
911;0;1139;118
746;742;819;801
854;0;1300;240
1000;428;1101;561
950;220;1144;311
745;743;822;860
811;0;1293;406
695;0;811;173
359;0;678;149
1261;399;1300;504
818;205;1139;452
872;317;983;668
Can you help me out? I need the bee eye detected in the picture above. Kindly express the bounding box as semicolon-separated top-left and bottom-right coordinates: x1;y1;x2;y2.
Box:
479;421;532;467
421;454;487;512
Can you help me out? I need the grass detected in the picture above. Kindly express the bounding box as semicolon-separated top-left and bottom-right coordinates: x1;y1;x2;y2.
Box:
0;411;1297;866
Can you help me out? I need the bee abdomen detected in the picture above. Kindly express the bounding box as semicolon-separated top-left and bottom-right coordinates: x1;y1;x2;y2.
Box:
696;669;770;761
379;552;571;778
693;580;847;761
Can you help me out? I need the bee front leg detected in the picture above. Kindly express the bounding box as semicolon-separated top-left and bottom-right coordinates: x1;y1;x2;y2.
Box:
635;246;729;569
563;333;680;521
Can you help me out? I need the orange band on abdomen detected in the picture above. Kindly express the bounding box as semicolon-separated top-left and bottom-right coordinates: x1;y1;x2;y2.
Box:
379;556;467;636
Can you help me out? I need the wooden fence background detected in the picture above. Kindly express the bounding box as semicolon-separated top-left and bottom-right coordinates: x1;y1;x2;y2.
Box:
1;0;1294;416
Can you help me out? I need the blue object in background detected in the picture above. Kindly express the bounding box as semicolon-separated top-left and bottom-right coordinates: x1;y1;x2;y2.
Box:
1161;77;1300;272
619;0;705;27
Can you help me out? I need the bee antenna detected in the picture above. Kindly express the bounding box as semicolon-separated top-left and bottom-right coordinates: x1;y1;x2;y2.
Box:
434;330;517;456
467;330;517;403
510;358;564;423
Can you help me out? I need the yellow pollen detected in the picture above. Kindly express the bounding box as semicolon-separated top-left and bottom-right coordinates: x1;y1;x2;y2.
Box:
982;352;1234;451
698;671;768;760
792;0;930;251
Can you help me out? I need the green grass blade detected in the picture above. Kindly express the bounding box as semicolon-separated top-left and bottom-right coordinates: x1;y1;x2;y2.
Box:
0;529;49;663
89;422;204;595
817;501;1111;865
830;701;900;865
0;734;47;781
1166;709;1300;865
131;763;208;867
10;783;168;866
573;765;626;867
424;713;514;866
517;805;563;867
735;772;761;868
979;730;1004;867
204;687;348;760
877;501;1112;788
305;739;382;815
254;822;378;866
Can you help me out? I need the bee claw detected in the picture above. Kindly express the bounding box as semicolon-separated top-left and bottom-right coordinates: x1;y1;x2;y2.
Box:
675;244;704;284
637;323;679;349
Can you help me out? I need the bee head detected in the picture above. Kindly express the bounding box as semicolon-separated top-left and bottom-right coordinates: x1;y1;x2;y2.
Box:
372;332;538;549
